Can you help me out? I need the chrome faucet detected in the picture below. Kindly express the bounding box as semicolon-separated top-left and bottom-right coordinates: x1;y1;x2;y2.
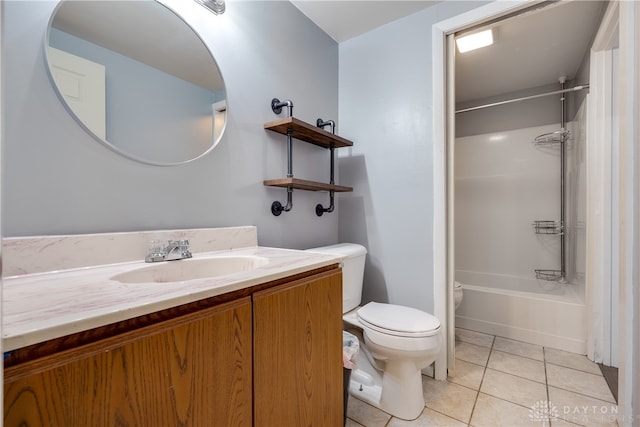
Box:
145;240;192;263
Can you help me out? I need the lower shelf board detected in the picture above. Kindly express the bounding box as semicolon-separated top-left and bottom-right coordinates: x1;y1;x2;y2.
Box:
264;178;353;192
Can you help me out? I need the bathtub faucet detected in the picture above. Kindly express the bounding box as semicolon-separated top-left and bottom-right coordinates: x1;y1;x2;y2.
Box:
146;240;192;263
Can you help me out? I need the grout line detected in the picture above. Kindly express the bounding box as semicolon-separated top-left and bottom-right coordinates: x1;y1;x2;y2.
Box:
425;406;470;425
547;384;618;405
466;334;495;424
483;363;547;386
544;346;551;427
546;360;605;376
488;347;545;363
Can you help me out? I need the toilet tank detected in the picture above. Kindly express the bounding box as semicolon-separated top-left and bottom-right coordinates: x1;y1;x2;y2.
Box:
306;243;367;313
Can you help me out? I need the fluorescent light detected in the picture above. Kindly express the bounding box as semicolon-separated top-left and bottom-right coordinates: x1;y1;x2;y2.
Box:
456;29;493;53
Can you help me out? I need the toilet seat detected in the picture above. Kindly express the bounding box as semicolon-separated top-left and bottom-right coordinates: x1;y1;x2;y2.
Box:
357;302;440;338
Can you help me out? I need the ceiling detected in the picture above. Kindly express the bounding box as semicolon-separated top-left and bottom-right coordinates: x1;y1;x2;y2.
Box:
290;1;440;43
290;0;607;103
455;1;607;103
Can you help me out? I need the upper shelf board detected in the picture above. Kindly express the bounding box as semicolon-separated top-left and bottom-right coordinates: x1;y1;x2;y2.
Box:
264;117;353;149
263;178;353;193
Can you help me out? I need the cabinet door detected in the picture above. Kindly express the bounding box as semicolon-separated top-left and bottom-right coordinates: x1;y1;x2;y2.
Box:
4;297;252;427
253;269;343;426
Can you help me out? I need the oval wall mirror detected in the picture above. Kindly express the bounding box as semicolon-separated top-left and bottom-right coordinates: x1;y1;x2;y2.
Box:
45;0;227;166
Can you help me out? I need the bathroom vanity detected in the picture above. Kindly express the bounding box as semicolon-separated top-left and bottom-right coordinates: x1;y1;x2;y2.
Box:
3;227;344;426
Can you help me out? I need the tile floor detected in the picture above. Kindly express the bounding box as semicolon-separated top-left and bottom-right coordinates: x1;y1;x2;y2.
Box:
346;328;618;427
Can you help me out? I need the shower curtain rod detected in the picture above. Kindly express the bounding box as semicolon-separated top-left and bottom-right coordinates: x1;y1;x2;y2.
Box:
455;84;590;114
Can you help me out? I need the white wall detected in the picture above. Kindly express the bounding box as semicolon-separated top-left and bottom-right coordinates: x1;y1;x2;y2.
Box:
3;0;339;251
338;1;486;313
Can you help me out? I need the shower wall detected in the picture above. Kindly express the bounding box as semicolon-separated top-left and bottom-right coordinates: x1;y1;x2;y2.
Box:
455;96;587;298
454;98;588;351
455;123;563;291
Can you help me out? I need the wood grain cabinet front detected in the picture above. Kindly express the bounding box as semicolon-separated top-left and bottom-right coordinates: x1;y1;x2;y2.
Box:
253;269;344;426
4;297;253;427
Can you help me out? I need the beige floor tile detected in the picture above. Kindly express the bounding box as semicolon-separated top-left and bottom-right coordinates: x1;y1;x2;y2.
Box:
493;337;544;361
388;407;467;426
423;376;478;424
546;364;615;403
347;396;392;427
456;341;491;366
487;350;546;383
448;359;486;390
545;348;602;375
548;386;618;427
480;368;547;409
456;328;495;348
470;393;535;427
551;418;584;426
346;417;366;427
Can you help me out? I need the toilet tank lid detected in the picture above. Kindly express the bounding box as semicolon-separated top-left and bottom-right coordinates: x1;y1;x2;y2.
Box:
357;302;441;334
306;243;367;257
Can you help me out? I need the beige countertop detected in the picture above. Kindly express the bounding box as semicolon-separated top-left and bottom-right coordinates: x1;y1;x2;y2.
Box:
3;245;343;352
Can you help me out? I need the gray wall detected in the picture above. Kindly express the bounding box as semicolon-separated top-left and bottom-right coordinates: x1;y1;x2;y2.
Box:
3;0;340;250
338;1;486;313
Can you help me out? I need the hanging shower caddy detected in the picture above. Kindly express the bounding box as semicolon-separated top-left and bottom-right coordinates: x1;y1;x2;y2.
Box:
263;98;353;216
532;77;570;282
532;220;564;235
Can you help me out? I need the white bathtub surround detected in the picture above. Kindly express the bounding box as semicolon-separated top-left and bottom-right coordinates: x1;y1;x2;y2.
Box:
454;122;587;354
455;124;572;287
2;227;344;351
456;283;586;354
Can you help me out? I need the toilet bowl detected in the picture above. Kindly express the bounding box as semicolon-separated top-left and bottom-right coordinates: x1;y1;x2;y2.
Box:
307;243;442;420
454;281;464;310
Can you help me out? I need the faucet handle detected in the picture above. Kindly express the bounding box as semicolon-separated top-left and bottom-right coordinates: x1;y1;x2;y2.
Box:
145;239;165;263
176;240;192;259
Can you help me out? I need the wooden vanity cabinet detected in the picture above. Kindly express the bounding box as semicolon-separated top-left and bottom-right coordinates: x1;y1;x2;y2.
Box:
4;297;253;427
4;266;343;427
253;269;343;426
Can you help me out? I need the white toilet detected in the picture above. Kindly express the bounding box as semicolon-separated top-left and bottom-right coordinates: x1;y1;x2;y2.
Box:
307;243;441;420
454;281;464;310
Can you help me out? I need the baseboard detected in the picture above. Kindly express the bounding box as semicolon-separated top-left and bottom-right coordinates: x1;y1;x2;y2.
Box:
456;315;587;354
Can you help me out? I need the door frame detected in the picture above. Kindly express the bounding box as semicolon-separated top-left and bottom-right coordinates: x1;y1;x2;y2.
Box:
431;0;531;380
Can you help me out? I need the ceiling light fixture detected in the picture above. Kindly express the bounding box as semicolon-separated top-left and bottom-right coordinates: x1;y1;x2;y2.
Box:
194;0;225;15
456;29;493;53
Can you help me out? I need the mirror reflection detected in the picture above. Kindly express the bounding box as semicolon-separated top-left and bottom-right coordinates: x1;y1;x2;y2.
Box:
46;0;227;165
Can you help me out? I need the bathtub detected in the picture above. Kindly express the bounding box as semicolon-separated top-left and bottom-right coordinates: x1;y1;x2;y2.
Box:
455;270;587;354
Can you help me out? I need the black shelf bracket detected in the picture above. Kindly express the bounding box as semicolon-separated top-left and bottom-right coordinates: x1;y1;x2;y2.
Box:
315;118;336;217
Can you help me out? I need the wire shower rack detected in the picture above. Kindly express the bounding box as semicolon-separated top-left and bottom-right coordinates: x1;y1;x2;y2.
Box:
534;269;565;282
533;129;570;145
532;220;564;235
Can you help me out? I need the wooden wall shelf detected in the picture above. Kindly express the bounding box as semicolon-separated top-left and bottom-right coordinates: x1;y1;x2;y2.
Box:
264;178;352;193
264;117;353;149
263;99;354;216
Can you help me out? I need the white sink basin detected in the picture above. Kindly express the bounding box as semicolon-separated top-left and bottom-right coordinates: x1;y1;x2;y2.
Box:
111;256;269;284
